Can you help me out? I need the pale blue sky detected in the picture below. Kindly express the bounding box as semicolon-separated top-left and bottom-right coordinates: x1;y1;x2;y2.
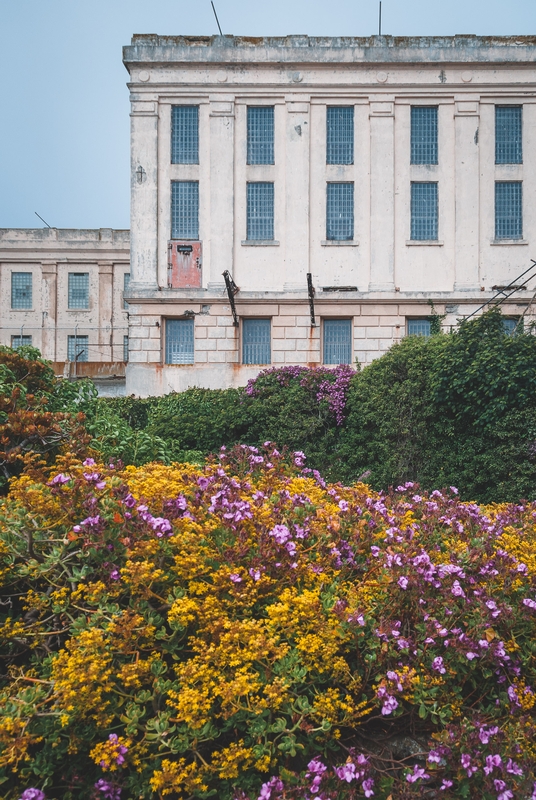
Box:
1;0;536;230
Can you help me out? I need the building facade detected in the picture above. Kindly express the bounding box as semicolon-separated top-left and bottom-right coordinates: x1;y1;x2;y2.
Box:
0;227;130;393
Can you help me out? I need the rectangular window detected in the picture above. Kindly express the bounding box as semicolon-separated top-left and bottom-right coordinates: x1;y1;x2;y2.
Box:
410;106;438;165
407;319;431;337
171;181;199;240
171;105;199;164
67;335;89;362
326;107;354;165
503;318;521;336
11;272;32;309
68;273;89;309
123;273;130;310
326;183;354;241
323;319;352;365
123;335;129;362
411;182;438;241
495;182;523;240
246;182;274;241
11;335;32;349
242;319;271;365
495;106;522;165
247;106;274;165
165;318;194;364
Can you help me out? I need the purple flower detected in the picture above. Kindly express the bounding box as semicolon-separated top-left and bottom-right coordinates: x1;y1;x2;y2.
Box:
370;546;380;557
461;753;478;777
109;570;120;581
338;499;349;511
427;750;442;764
381;695;399;715
334;763;356;783
48;473;70;486
197;476;210;490
432;656;446;674
466;651;478;660
270;525;291;544
19;791;46;800
257;777;284;800
506;759;523;776
451;580;465;598
148;517;172;537
484;754;502;776
406;765;430;783
362;778;375;797
397;576;409;590
249;568;261;581
440;780;453;790
523;598;536;610
229;573;242;584
83;457;96;466
123;493;136;508
508;685;521;706
95;780;121;800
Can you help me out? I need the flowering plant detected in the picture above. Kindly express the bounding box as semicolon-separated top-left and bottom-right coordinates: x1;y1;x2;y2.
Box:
1;446;536;799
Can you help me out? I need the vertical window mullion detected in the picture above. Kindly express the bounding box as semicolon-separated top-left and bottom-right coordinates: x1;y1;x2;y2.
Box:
411;107;438;165
247;107;274;165
171;181;199;240
411;182;438;241
326;183;354;241
171;106;199;164
327;107;354;165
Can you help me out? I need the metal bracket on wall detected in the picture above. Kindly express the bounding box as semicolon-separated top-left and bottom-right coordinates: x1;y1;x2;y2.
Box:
223;270;240;327
307;273;316;327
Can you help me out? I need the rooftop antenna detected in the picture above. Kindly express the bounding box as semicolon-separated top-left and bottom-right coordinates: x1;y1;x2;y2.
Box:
211;1;223;36
35;212;52;228
378;1;382;36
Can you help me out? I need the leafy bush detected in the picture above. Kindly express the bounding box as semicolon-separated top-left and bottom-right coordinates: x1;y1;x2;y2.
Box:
2;448;536;799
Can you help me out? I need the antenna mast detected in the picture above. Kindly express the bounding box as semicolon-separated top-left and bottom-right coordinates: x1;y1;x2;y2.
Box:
378;2;382;36
211;2;223;36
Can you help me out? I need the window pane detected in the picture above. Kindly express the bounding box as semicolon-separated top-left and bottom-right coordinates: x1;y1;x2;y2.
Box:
495;106;522;165
411;107;438;165
407;319;431;336
326;183;354;241
327;107;354;165
171;106;199;164
68;335;89;362
411;183;438;241
11;272;32;309
242;319;271;365
323;319;352;365
123;335;129;362
166;318;194;364
247;107;274;165
247;182;274;241
503;318;520;336
495;182;522;240
123;273;130;310
11;335;32;349
68;273;89;309
171;181;199;239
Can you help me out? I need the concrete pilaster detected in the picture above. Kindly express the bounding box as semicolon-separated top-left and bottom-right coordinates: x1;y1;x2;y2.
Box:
454;99;481;290
208;97;235;288
130;101;159;290
369;100;395;292
41;262;57;361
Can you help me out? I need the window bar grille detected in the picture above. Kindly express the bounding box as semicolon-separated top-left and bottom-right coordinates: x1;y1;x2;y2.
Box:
410;107;438;165
11;335;32;349
11;272;32;309
68;273;89;309
246;182;274;241
171;181;199;239
123;273;130;310
171;106;199;164
247;107;274;165
123;335;129;362
411;182;438;241
326;107;354;165
323;319;352;365
67;335;89;362
495;106;522;165
326;183;354;241
407;319;432;337
242;319;271;365
495;182;523;240
165;319;194;364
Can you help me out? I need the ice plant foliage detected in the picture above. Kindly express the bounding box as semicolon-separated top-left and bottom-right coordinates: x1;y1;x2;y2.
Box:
1;446;536;798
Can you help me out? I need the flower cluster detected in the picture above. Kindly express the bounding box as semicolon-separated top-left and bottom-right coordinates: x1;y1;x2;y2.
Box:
1;446;536;799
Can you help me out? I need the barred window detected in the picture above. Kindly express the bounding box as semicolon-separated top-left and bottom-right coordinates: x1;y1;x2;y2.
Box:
67;335;89;362
11;335;32;349
123;335;129;362
11;272;32;309
171;181;199;239
495;106;522;165
171;106;199;164
407;319;431;337
247;107;274;165
166;318;194;364
410;107;438;165
410;182;438;241
246;182;274;241
323;319;352;365
242;319;271;365
326;183;354;241
503;318;521;336
68;273;89;309
495;182;523;240
327;107;354;165
123;273;130;310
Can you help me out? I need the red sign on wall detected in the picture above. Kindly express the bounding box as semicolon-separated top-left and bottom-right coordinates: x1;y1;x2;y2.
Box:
167;241;202;288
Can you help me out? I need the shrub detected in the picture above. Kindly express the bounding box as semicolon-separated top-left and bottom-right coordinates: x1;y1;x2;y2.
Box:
1;448;536;799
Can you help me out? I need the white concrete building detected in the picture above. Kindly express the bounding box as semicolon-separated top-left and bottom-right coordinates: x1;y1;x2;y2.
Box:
0;228;130;393
121;35;535;394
